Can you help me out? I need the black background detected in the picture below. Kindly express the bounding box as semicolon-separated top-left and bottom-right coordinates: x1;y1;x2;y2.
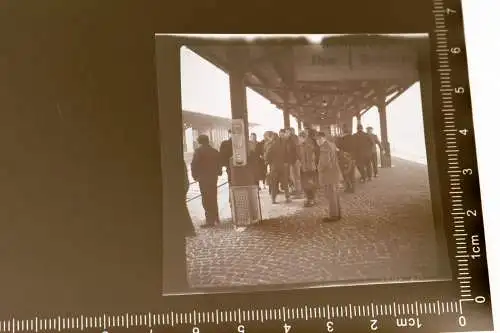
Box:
1;1;489;329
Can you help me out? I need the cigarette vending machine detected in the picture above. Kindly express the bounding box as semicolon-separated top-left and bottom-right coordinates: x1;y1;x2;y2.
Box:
229;119;261;226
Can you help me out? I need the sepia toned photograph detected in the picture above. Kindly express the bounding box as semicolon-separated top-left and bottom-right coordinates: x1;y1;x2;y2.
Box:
157;34;451;295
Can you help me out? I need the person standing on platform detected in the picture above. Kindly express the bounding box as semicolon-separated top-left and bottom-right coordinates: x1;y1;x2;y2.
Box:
191;135;222;228
264;130;291;204
298;130;317;207
307;128;320;167
249;133;261;187
316;132;342;222
278;129;289;193
366;126;383;178
219;129;233;202
336;124;356;193
305;128;320;187
338;150;356;193
286;127;302;197
263;131;274;194
256;135;267;190
352;124;374;183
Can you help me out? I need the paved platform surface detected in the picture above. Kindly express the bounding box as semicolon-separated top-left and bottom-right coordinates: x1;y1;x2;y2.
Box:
185;157;440;289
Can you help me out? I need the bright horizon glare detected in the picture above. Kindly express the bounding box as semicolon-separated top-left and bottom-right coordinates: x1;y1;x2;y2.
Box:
180;45;427;164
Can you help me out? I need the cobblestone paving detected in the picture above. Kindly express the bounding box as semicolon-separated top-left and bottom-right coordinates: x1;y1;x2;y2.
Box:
186;158;440;289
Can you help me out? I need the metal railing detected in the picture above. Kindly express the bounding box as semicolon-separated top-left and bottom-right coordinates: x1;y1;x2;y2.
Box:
186;181;229;203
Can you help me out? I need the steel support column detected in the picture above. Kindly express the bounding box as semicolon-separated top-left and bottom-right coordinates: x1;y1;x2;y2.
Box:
228;65;249;158
227;48;260;225
356;114;362;128
297;119;303;131
377;93;391;168
283;102;291;129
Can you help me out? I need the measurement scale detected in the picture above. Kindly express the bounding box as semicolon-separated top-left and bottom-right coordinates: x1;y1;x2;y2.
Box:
0;300;485;332
0;0;492;332
432;0;491;314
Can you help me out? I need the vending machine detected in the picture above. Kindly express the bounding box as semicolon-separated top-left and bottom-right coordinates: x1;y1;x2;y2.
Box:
229;119;261;226
230;119;247;167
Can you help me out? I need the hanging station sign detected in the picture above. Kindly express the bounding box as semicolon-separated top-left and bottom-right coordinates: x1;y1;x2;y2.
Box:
293;44;419;81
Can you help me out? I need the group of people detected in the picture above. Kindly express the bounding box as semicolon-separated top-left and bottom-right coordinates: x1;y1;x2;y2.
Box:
336;124;384;193
188;123;384;227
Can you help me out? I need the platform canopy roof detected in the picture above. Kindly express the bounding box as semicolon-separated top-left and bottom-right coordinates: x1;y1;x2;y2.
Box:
186;34;428;125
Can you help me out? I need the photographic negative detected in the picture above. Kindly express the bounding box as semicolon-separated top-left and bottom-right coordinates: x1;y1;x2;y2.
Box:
0;0;494;331
157;34;452;295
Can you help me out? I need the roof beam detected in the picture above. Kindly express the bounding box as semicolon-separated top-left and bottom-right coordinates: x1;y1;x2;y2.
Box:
266;46;300;105
359;80;418;115
298;92;325;105
245;68;287;103
353;85;409;118
385;87;406;105
244;47;289;73
189;45;288;105
280;82;410;121
188;45;416;123
245;83;358;96
296;111;339;125
188;46;233;72
275;96;346;110
339;94;377;118
243;76;284;102
282;105;333;112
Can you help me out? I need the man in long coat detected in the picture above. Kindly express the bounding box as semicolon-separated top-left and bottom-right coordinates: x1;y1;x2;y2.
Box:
264;131;291;204
336;124;356;192
366;126;383;177
286;127;302;196
219;129;233;204
191;134;222;227
298;131;317;207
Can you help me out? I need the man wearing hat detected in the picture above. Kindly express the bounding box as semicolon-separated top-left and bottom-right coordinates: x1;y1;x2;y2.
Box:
336;124;356;193
219;129;233;204
366;126;383;177
352;124;374;182
191;134;223;227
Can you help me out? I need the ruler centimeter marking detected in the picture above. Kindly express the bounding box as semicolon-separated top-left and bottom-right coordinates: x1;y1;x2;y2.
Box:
0;301;462;332
432;0;477;303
